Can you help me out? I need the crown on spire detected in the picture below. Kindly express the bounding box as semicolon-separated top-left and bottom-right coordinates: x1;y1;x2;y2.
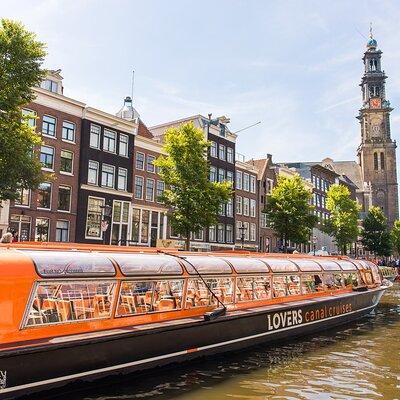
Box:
367;22;377;49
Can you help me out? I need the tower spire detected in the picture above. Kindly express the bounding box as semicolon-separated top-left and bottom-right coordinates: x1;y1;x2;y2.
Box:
369;22;373;38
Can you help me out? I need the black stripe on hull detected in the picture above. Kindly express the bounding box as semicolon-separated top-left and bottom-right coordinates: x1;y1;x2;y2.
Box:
0;288;386;399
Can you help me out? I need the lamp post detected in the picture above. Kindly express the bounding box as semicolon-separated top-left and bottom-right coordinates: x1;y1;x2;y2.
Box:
312;235;317;256
239;225;247;250
100;204;112;245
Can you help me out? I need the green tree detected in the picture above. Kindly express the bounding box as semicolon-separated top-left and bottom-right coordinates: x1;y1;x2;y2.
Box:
322;184;360;255
0;19;47;202
362;206;392;257
154;122;232;250
390;220;400;256
264;175;318;252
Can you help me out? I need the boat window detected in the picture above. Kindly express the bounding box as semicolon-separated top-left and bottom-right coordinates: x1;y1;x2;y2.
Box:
343;272;360;287
110;254;183;276
116;279;184;316
318;260;342;271
301;274;318;293
366;261;381;284
185;277;233;308
23;280;116;327
272;275;300;297
337;260;358;271
323;273;344;289
291;259;322;272
183;256;232;275
22;250;116;277
223;257;270;274
236;276;271;302
354;260;370;270
266;259;298;273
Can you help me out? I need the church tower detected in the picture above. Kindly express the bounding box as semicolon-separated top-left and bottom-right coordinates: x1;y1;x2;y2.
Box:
357;28;399;227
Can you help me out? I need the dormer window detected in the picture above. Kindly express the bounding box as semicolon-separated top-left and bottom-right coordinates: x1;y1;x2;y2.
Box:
369;58;378;72
41;79;59;93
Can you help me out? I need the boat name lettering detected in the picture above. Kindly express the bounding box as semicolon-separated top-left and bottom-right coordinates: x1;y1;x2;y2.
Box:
267;309;303;331
0;371;6;389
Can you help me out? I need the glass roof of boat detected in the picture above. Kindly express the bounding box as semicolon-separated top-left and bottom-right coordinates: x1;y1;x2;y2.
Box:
354;259;371;270
222;257;270;273
291;259;322;272
316;260;342;271
183;256;232;274
109;253;183;275
262;258;299;272
337;260;358;271
22;250;116;277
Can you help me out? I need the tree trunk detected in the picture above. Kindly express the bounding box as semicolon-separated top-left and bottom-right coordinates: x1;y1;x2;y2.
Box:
283;234;287;253
185;230;191;251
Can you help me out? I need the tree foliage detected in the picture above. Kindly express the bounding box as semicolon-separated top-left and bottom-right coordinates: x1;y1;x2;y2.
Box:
390;220;400;256
361;206;392;257
0;19;47;201
264;175;317;252
322;184;360;254
154;122;232;250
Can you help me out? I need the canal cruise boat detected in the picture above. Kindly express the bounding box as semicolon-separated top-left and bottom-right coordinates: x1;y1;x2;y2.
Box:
0;242;391;399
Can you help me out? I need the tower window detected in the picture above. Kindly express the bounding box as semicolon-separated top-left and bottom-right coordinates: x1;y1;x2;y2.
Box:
374;152;379;170
380;152;385;170
369;85;380;98
369;59;378;72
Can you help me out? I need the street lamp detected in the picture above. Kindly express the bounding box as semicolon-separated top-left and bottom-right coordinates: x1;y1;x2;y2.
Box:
239;225;247;250
312;235;317;256
100;204;112;245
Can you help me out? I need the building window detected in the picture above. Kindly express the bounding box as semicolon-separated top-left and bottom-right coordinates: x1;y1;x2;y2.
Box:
380;152;385;170
217;224;225;243
236;171;242;190
119;134;129;157
134;176;144;199
236;220;243;240
243;197;250;216
156;181;165;202
227;147;234;163
103;129;116;153
210;141;217;157
226;198;234;217
261;213;267;228
146;179;155;202
250;176;256;193
117;168;128;191
250;199;256;217
369;85;380;98
244;221;250;241
374;152;379;170
266;179;273;194
218;168;225;182
40;145;54;170
101;164;115;188
40;79;58;93
58;186;71;212
219;144;226;160
9;214;31;241
226;171;234;183
219;203;225;216
243;173;250;191
226;224;233;243
250;223;256;242
209;225;216;242
141;210;150;243
210;166;217;182
22;108;36;127
86;197;104;238
111;201;130;245
88;160;99;185
131;208;140;242
236;195;243;215
193;230;204;241
35;218;49;242
55;220;69;242
15;189;30;206
62;121;75;142
90;124;101;149
135;152;145;170
42;115;56;137
60;150;73;174
147;155;156;173
369;58;378;72
37;183;52;209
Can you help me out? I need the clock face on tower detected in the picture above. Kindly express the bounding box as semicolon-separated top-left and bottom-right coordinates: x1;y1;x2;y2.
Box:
370;98;381;109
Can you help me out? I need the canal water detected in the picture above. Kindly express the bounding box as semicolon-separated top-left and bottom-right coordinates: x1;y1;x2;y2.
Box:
43;284;400;400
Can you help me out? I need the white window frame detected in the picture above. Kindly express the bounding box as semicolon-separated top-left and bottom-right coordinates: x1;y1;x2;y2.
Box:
42;115;57;138
243;173;250;191
227;147;234;163
117;167;128;191
219;144;226;161
101;164;115;188
236;171;243;190
243;197;250;216
103;129;117;153
146;155;156;173
62;120;76;143
40;145;55;171
90;124;101;149
85;196;105;240
134;176;144;200
250;175;256;193
236;195;243;215
60;149;74;175
37;182;52;210
250;199;256;218
119;133;129;157
210;141;217;158
135;152;145;170
57;185;72;212
55;220;70;242
88;160;99;185
35;217;50;241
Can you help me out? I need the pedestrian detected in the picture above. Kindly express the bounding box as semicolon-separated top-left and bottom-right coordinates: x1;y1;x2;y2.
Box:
12;232;18;243
0;232;13;243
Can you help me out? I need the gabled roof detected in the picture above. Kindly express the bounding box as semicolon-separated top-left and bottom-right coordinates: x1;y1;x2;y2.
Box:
137;120;154;139
325;160;364;191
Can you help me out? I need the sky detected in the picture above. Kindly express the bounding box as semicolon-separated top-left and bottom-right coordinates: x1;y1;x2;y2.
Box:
2;0;400;164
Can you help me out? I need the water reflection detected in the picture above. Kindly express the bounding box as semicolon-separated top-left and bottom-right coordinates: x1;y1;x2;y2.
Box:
41;285;400;400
